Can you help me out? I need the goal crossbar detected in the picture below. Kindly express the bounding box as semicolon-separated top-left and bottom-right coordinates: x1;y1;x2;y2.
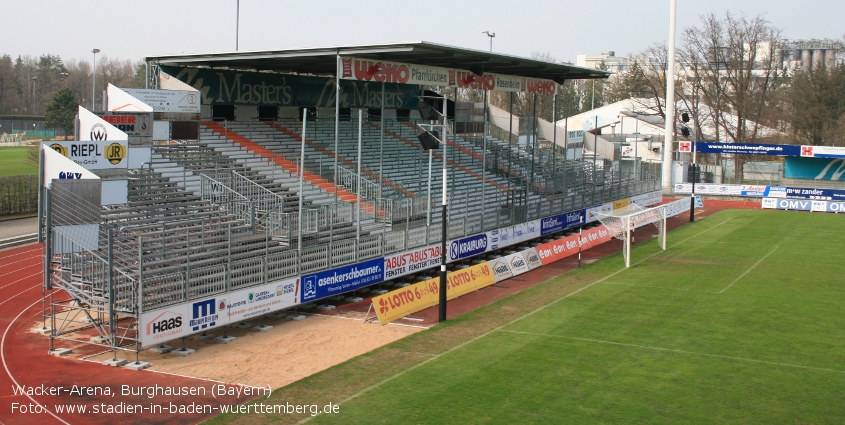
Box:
594;203;667;268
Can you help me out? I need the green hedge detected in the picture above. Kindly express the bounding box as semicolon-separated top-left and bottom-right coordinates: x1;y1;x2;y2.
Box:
0;175;38;216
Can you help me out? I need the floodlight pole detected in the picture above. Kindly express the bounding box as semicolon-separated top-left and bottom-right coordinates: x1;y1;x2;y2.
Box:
662;0;678;192
690;139;697;222
439;106;448;323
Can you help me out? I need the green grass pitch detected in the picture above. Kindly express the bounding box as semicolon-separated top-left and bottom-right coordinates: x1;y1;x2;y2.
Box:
0;146;37;176
209;209;845;425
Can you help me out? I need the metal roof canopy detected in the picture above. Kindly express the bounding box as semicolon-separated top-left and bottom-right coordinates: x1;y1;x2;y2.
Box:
145;41;609;82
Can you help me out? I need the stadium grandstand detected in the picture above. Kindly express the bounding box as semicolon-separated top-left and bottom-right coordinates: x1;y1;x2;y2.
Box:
39;41;663;362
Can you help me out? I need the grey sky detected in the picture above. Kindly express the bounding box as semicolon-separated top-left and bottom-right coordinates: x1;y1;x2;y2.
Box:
4;0;842;65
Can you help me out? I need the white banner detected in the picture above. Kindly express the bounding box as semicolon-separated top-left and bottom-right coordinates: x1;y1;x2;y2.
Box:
138;276;299;347
78;107;128;142
673;183;742;196
383;244;442;280
505;252;530;275
521;248;543;270
488;257;513;282
107;83;153;112
41;144;100;187
122;88;201;113
46;140;128;169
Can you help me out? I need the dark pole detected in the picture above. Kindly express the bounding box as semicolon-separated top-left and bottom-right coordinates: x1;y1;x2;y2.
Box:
690;140;696;222
439;100;449;323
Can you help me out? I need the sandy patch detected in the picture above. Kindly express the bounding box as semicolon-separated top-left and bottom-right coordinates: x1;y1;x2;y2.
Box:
86;314;423;389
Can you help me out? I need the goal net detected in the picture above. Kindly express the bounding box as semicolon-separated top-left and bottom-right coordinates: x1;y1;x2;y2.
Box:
594;203;667;267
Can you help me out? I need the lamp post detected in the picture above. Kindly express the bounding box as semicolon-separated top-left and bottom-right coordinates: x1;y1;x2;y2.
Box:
92;49;100;110
482;31;495;52
61;72;69;88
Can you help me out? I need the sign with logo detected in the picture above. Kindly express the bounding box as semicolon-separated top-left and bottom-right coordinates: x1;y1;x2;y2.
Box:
371;262;495;325
445;262;494;301
540;210;584;236
78;106;128;142
505;253;530;276
512;220;540;244
371;277;439;325
630;190;662;207
138;276;299;347
46;140;128;169
488;258;513;282
536;226;613;265
96;112;152;137
122;88;201;113
799;145;845;159
449;234;489;261
341;57;556;94
41;144;100;187
521;248;543;270
300;258;384;302
383;245;441;280
695;142;801;156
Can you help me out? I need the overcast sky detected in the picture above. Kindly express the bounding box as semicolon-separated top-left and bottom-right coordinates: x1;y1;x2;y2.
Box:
4;0;842;65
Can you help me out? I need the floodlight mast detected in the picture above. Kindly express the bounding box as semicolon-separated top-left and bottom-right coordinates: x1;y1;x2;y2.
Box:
418;97;449;322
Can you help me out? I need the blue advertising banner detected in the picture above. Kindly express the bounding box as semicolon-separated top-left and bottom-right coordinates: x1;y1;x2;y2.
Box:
448;233;489;261
694;142;801;156
762;197;845;213
540;210;584;236
300;258;384;302
763;186;845;201
784;157;845;181
160;66;421;109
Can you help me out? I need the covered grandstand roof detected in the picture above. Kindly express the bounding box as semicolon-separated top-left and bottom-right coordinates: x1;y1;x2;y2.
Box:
145;41;610;82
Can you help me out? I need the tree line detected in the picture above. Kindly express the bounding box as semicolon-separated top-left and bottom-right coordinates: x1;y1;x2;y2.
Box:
458;12;845;149
0;54;145;116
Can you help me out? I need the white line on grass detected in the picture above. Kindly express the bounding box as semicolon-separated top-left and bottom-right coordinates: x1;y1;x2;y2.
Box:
604;282;718;294
498;329;845;374
297;212;746;423
718;245;779;294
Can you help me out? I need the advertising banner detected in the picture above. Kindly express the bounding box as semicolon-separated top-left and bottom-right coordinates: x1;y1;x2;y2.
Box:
585;203;612;224
785;157;845;181
762;197;845;213
673;183;743;196
138;277;299;347
96;112;153;137
122;88;201;113
160;65;420;109
78;107;128;142
107;83;154;112
371;278;438;325
445;262;495;301
46;140;128;170
799;145;845;159
383;245;442;280
488;257;513;282
512;220;540;244
505;252;531;276
536;226;614;265
631;190;662;207
695;142;801;156
540;210;584;236
521;248;543;270
300;258;384;303
340;57;556;94
448;233;489;261
41;144;101;187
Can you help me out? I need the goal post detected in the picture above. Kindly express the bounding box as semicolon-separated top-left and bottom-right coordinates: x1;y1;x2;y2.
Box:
595;203;668;267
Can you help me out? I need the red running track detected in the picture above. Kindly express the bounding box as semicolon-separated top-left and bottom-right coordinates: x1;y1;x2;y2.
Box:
0;244;255;425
